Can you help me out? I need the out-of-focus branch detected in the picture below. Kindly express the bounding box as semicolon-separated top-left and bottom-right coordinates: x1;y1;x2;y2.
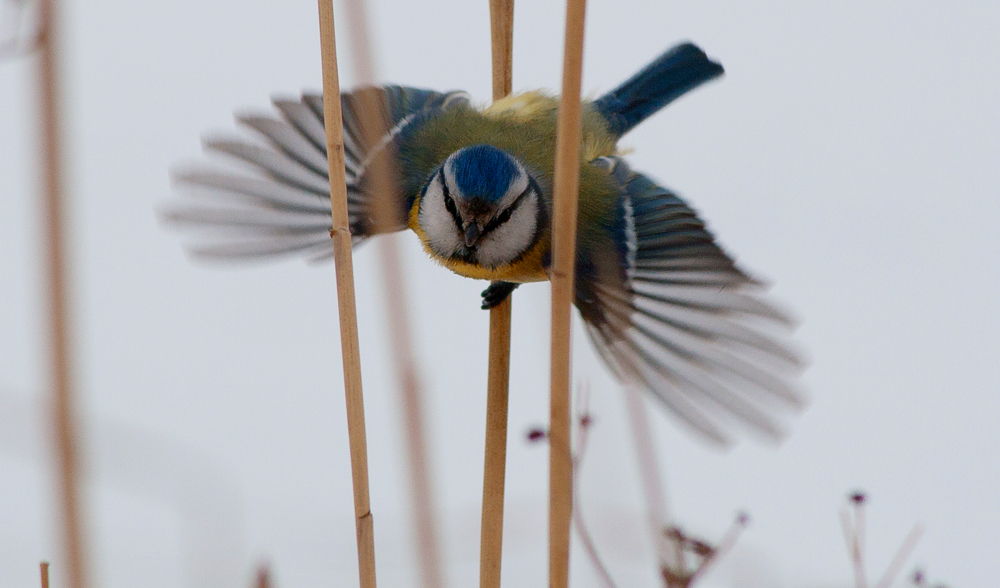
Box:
37;0;89;585
526;383;619;588
571;384;618;588
253;563;272;588
874;524;924;588
840;492;925;588
339;1;444;587
622;382;674;569
841;492;868;588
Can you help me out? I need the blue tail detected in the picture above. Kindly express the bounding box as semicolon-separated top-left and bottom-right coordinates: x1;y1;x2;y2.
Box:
593;42;723;137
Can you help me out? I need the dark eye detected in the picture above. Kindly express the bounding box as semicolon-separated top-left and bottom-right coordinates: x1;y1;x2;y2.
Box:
443;192;458;216
495;206;513;225
483;183;532;234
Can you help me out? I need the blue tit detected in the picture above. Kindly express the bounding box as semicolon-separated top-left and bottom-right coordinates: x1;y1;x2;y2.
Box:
164;42;806;445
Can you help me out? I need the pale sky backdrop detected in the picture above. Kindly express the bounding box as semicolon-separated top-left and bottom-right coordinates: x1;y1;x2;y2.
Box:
2;1;998;587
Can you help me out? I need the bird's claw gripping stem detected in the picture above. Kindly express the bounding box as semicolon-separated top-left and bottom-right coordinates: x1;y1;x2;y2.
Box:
481;281;519;309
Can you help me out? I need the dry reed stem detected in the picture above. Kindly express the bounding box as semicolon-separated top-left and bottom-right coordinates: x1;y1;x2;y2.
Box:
479;2;515;588
38;1;88;587
548;0;587;586
489;0;514;100
40;562;50;588
480;298;511;588
316;3;378;586
340;1;443;587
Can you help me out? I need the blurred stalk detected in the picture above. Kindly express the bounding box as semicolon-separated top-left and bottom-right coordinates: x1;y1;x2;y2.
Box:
622;383;676;569
38;0;89;586
340;1;444;587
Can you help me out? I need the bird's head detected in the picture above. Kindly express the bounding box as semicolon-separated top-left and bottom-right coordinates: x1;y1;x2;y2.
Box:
418;144;544;269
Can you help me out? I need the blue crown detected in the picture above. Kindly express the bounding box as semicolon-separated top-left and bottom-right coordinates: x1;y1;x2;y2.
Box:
450;144;519;203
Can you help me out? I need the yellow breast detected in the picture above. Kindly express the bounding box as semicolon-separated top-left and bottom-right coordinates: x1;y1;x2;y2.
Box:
407;200;549;283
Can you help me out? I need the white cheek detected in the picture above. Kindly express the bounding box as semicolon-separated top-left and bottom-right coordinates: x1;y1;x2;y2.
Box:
418;184;463;257
476;196;539;268
498;173;529;209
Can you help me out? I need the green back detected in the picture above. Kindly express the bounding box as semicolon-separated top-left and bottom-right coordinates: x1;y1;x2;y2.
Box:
400;101;624;248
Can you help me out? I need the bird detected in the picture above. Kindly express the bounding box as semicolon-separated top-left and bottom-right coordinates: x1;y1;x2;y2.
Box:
163;42;806;446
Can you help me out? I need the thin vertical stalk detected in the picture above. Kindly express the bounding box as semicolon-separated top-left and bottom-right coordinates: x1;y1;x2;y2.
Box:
873;525;924;588
254;564;273;588
571;395;618;588
37;1;87;587
479;3;514;588
687;513;750;585
489;0;514;100
40;562;50;588
378;234;442;588
548;1;587;587
854;501;867;588
850;500;868;588
480;299;511;588
840;507;866;588
316;3;377;586
622;383;676;569
340;1;443;587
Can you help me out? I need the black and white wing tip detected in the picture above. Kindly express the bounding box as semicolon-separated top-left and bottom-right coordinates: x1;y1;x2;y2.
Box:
160;93;371;264
583;158;808;448
161;85;472;263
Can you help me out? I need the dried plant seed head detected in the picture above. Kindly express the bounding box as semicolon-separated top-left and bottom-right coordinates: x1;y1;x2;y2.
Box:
526;427;547;442
850;490;867;505
661;567;693;588
665;526;686;541
691;540;715;558
737;511;750;526
255;563;272;588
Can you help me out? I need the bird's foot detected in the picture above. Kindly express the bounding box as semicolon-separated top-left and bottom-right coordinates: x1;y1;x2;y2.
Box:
481;281;519;309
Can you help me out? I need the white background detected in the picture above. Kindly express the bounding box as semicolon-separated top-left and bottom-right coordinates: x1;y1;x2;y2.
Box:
1;1;998;587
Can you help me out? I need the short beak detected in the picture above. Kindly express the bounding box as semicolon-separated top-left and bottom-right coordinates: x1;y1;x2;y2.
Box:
464;222;482;247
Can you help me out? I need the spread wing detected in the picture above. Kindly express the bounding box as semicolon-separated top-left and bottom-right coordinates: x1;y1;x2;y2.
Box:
576;156;807;446
161;85;470;261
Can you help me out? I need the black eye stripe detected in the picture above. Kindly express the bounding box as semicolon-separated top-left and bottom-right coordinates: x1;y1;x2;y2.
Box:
439;169;464;231
482;182;533;235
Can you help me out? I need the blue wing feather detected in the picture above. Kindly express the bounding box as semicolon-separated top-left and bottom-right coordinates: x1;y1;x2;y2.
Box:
593;42;724;137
